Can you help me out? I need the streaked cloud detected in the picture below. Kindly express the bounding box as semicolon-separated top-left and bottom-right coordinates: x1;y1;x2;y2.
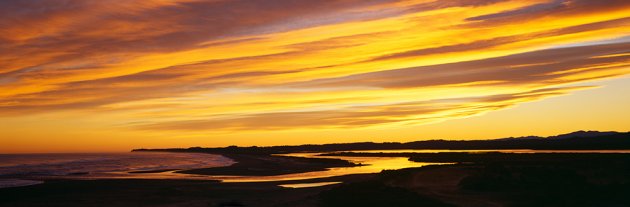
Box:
296;41;630;89
139;86;592;131
1;0;630;147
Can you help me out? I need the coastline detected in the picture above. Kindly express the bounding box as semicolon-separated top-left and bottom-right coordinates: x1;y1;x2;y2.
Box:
4;131;630;206
174;153;359;176
2;152;630;206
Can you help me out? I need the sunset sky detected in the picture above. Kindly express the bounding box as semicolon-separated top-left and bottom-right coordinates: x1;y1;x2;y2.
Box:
1;0;630;153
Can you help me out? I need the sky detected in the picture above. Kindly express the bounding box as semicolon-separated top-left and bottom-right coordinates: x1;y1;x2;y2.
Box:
1;0;630;153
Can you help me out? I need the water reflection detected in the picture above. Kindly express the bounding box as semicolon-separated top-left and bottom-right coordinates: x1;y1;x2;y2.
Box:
64;152;445;183
44;150;630;183
219;153;445;182
279;182;341;188
346;149;630;154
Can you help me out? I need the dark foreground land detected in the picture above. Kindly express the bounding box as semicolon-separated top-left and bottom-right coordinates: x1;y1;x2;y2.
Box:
3;131;630;206
177;153;358;176
2;152;630;207
332;153;630;207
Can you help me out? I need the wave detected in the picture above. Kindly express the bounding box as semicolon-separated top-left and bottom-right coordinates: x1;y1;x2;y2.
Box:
0;152;234;179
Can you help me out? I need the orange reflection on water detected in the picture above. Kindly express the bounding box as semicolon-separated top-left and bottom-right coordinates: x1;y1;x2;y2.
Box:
57;150;630;183
278;181;341;188
346;149;630;154
219;153;446;183
64;152;445;183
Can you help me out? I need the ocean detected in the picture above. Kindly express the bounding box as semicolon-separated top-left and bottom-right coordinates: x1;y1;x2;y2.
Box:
0;152;234;188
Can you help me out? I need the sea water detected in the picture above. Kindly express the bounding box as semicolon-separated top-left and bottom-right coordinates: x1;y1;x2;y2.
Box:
0;152;234;188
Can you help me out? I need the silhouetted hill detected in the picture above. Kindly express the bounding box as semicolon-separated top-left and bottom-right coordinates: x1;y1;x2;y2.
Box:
134;131;630;154
492;130;618;141
546;130;619;140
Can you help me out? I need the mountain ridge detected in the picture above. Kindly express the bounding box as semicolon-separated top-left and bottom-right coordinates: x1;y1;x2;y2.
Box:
134;130;630;154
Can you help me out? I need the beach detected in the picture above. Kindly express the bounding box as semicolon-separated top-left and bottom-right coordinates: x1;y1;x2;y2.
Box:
2;150;630;207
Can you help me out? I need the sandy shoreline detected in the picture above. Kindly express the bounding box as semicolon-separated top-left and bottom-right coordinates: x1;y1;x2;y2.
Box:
2;152;630;206
176;153;358;176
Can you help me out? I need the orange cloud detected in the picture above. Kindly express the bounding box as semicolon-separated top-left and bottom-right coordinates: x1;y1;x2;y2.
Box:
1;0;630;152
